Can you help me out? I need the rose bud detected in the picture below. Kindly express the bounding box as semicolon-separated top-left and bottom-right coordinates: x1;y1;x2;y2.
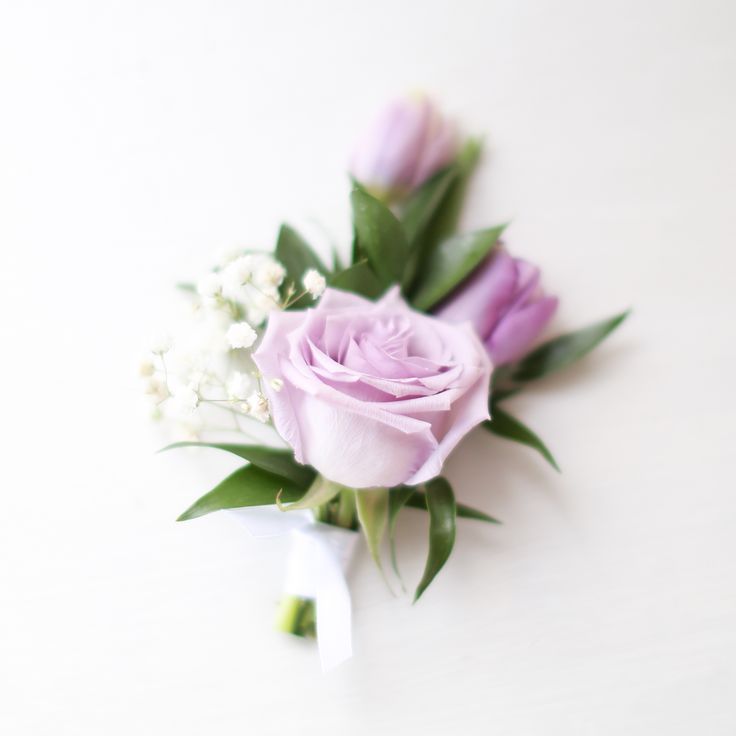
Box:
349;95;457;201
436;249;558;366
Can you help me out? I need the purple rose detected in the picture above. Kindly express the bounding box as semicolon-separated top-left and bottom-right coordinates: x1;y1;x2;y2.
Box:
349;95;457;200
436;250;558;366
253;287;491;489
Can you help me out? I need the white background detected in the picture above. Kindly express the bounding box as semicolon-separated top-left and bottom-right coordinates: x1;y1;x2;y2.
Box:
1;1;734;733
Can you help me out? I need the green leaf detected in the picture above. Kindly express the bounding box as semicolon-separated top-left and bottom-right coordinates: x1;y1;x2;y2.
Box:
355;487;389;575
276;224;327;280
329;261;384;299
490;386;521;403
405;490;500;524
349;178;367;264
176;282;197;294
351;188;410;287
510;310;630;382
159;442;316;487
454;503;501;524
330;245;344;272
387;486;414;586
280;474;343;511
414;477;457;602
176;465;305;521
401;165;459;245
400;141;484;293
411;139;482;249
484;407;560;472
400;166;459;287
411;225;506;311
427;137;482;241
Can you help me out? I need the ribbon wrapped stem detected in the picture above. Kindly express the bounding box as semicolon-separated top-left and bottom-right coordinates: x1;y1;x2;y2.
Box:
229;484;360;671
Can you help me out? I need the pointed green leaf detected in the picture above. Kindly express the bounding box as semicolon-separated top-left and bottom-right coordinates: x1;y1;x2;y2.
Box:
405;490;500;524
351;188;409;287
176;465;305;521
387;486;414;586
410;225;506;311
276;224;327;280
400;165;459;288
355;487;389;574
401;165;459;244
409;138;482;252
280;474;343;511
176;282;197;294
484;407;560;471
159;442;316;487
401;141;484;293
329;261;384;299
454;502;501;524
414;477;457;602
424;137;482;243
511;310;630;382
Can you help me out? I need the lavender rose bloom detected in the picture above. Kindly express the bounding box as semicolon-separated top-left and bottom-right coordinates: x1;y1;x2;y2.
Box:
436;250;558;366
253;287;491;489
349;95;457;200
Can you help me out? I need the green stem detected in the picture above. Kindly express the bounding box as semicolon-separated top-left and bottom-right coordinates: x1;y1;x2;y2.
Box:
275;594;316;638
335;488;357;529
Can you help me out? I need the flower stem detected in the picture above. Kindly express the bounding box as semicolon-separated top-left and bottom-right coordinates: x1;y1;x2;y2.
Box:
275;594;317;638
335;488;357;529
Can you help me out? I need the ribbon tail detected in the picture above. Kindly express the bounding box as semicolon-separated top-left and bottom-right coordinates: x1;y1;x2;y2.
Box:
284;525;358;672
313;542;353;671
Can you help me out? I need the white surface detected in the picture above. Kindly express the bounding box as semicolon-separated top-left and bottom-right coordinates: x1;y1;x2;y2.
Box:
1;1;735;733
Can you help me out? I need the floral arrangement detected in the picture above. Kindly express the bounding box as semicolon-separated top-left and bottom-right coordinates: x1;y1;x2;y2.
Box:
144;95;628;670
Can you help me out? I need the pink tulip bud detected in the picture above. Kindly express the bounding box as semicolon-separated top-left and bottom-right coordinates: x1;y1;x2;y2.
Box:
350;95;457;201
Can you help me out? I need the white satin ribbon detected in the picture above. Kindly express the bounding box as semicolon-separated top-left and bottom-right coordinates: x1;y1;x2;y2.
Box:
228;506;359;672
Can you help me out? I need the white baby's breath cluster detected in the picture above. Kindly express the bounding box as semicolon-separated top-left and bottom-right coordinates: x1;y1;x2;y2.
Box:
200;252;286;325
303;268;326;298
141;246;327;439
140;246;329;439
139;250;284;434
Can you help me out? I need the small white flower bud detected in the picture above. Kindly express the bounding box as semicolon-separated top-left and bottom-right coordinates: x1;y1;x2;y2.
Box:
254;260;286;289
302;269;326;299
246;391;270;423
269;377;284;392
226;322;258;349
139;359;155;377
222;255;255;291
